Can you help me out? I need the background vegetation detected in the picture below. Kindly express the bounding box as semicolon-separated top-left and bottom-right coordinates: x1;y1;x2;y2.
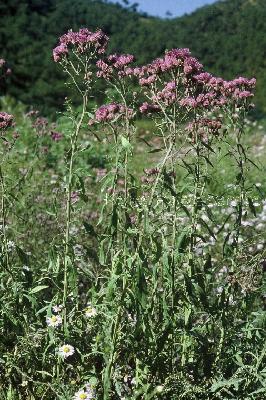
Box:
0;0;266;115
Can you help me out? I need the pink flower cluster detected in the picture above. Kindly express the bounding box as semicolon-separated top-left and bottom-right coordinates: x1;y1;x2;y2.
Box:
53;44;69;63
97;53;134;79
89;103;133;124
139;75;157;86
179;92;226;109
52;27;257;135
53;28;109;62
126;48;201;84
153;81;177;105
196;74;256;102
139;102;161;114
0;112;14;130
51;131;63;141
134;47;256;114
187;118;222;133
183;57;203;75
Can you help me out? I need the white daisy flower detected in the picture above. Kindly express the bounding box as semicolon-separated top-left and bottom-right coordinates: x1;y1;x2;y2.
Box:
85;383;96;397
46;314;62;327
58;344;75;359
52;304;63;313
7;240;16;251
73;389;95;400
85;304;97;318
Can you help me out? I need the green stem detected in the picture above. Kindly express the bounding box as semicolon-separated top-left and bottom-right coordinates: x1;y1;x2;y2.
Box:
63;92;88;334
0;165;11;275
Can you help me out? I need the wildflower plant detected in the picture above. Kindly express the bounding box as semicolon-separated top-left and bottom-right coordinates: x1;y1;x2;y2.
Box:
0;28;265;400
0;63;15;280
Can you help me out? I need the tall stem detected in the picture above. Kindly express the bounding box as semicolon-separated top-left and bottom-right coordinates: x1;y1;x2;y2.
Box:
0;165;11;275
63;93;88;333
234;114;246;247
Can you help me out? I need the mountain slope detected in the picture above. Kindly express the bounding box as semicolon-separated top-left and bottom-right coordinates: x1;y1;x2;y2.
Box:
0;0;265;114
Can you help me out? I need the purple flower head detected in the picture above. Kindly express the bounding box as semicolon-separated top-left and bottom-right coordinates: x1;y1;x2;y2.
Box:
108;53;134;69
161;49;190;71
139;102;161;114
139;75;157;86
137;48;192;79
53;28;109;62
208;77;225;89
231;77;256;88
59;31;78;45
219;76;256;103
97;53;135;80
193;72;212;84
233;89;254;100
154;80;177;105
53;44;68;62
196;92;216;107
179;97;198;108
125;67;142;77
183;57;203;75
0;112;14;130
51;131;63;141
96;60;113;80
223;77;256;92
166;48;191;59
91;103;133;124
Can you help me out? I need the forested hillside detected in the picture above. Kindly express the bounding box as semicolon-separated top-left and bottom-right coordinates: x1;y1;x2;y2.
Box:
0;0;265;115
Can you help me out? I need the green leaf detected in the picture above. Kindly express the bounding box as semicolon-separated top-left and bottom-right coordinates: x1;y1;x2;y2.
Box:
29;285;49;294
83;221;97;237
121;136;132;150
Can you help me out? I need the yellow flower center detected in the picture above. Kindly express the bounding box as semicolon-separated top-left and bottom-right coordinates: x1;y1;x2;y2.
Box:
79;395;87;399
63;346;70;353
51;316;57;322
